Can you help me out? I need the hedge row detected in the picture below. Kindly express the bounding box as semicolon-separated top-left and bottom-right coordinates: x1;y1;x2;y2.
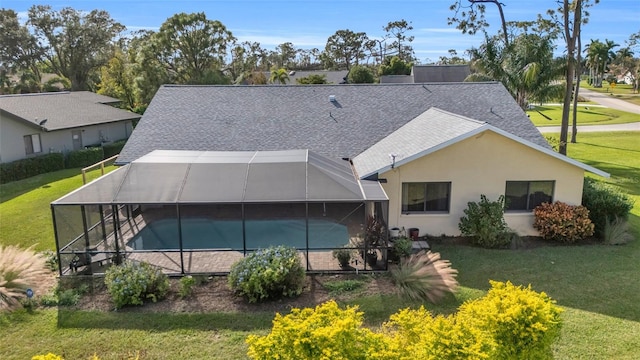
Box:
0;141;126;184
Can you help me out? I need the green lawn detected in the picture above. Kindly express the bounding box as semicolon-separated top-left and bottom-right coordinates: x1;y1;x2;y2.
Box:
582;81;640;106
527;105;640;127
1;133;640;359
0;166;115;252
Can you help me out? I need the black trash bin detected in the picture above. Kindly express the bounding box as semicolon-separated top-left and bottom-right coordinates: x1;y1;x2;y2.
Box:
408;228;419;241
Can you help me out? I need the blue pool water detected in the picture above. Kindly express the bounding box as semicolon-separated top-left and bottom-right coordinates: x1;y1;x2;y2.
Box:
126;218;350;250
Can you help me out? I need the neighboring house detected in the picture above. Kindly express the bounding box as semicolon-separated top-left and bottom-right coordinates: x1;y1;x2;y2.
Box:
380;64;471;84
0;91;140;163
117;82;607;237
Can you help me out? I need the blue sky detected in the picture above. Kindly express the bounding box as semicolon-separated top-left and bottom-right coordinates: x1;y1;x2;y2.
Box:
5;0;640;63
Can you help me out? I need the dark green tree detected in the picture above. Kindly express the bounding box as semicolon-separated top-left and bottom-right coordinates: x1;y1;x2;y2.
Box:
0;9;43;79
324;29;370;70
295;74;328;84
348;65;375;83
378;56;412;75
151;12;235;84
383;19;415;61
27;5;125;91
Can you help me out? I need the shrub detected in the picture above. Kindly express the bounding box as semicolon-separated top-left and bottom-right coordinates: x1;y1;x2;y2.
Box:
65;147;104;168
246;300;391;360
228;246;305;303
331;247;353;267
41;250;59;272
102;140;127;159
0;153;65;184
457;281;563;359
179;275;196;298
383;307;493;359
347;65;375;84
0;245;49;311
323;279;365;295
32;354;64;360
603;217;632;245
390;251;458;304
582;177;634;238
104;261;169;309
389;236;413;262
459;195;511;248
533;202;594;243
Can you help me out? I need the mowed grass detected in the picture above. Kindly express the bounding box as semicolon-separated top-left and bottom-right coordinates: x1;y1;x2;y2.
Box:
582;82;640;106
0;166;116;252
527;105;640;127
1;132;640;359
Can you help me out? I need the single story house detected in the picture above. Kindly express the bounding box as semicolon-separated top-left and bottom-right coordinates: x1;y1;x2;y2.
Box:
0;91;140;163
115;82;607;237
380;64;471;84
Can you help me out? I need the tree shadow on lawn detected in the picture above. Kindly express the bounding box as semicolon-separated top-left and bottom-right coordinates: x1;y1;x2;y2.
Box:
57;309;275;332
435;218;640;323
581;160;640;196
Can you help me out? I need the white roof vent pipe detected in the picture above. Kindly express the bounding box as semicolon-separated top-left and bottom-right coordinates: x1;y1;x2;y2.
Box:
329;95;336;102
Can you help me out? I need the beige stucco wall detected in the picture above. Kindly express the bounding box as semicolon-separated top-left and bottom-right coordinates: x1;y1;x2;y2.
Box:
380;130;586;236
1;113;133;163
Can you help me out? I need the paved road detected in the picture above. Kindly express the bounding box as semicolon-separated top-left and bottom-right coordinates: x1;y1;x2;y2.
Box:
578;88;640;114
538;122;640;133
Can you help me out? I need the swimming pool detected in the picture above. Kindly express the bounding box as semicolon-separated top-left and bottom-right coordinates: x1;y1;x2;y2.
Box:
126;218;350;251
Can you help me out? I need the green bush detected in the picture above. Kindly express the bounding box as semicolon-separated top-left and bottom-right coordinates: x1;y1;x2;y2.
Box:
533;202;594;243
104;261;169;309
102;140;126;159
0;153;64;184
459;195;511;248
389;237;413;262
457;281;563;359
228;246;305;303
179;275;196;298
66;147;104;168
582;178;634;239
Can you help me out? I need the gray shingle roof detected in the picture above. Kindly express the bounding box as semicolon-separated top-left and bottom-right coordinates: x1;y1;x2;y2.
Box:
117;82;548;164
0;91;140;131
412;65;471;83
353;108;486;178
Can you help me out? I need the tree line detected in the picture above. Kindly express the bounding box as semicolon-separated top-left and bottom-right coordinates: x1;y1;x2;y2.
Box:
1;3;638;145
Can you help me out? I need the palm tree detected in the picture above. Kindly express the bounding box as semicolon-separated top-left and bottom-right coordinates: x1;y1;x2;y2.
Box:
269;68;289;85
586;39;619;87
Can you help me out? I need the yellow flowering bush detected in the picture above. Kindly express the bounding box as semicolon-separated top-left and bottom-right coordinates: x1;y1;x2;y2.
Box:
31;354;64;360
457;280;563;359
246;300;392;360
248;281;563;359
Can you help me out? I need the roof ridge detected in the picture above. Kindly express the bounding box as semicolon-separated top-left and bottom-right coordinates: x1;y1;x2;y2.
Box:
160;82;501;89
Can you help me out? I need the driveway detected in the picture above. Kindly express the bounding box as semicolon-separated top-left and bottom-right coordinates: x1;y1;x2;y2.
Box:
578;88;640;114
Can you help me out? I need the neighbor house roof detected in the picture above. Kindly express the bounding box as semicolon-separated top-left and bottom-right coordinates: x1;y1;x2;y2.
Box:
412;65;471;83
53;149;387;205
353;107;609;179
0;91;140;131
117;82;548;164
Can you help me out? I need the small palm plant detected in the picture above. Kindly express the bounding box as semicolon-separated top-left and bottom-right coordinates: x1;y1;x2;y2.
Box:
390;250;459;304
0;245;50;311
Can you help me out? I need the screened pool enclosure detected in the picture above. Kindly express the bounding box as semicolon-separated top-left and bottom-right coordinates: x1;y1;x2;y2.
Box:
52;150;389;276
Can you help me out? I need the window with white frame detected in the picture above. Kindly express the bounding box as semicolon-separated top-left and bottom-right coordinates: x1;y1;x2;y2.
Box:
505;181;554;211
402;182;451;213
24;134;42;155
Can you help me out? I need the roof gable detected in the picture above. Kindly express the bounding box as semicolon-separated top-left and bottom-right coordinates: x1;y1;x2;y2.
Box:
0;91;140;131
353;109;609;178
118;82;549;164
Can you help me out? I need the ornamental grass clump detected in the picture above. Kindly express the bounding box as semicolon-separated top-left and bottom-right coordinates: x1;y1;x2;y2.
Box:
533;201;594;243
390;250;458;304
0;245;50;311
228;246;305;303
104;260;169;309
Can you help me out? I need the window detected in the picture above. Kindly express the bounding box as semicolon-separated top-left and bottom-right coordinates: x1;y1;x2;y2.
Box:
402;182;451;213
24;134;42;155
505;181;554;211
